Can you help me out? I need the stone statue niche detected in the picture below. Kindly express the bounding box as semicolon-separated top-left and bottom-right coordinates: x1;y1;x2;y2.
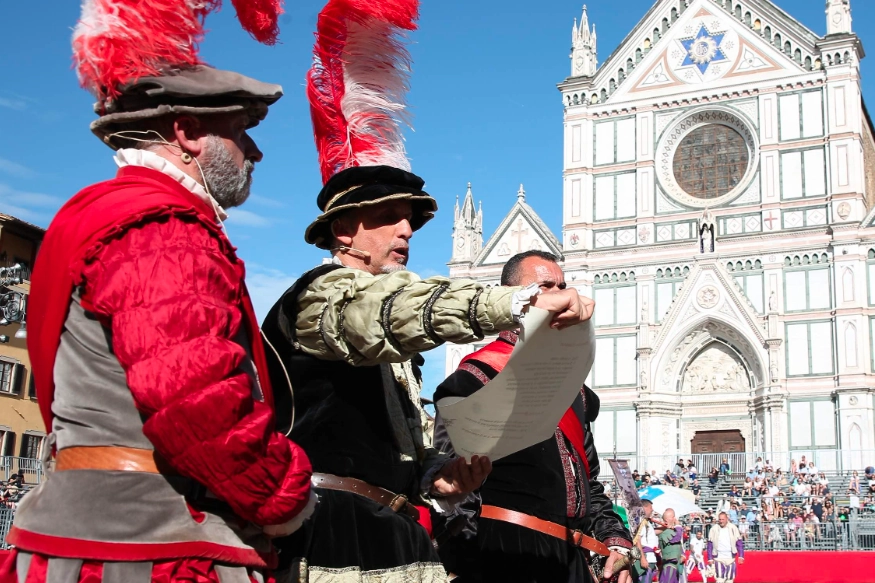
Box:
682;342;751;393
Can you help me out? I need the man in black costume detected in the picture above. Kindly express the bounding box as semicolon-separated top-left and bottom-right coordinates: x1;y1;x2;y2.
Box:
434;251;633;583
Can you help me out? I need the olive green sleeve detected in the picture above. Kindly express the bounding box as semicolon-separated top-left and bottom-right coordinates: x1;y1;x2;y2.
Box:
294;267;522;366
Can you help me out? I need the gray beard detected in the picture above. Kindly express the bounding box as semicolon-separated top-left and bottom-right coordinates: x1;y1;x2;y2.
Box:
380;263;408;274
201;135;253;209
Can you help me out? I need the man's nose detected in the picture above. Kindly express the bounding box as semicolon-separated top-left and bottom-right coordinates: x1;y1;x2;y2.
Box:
245;133;263;163
397;218;413;239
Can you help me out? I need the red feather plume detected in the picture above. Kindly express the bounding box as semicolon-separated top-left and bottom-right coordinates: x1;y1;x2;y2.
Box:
308;0;419;184
231;0;284;45
73;0;284;102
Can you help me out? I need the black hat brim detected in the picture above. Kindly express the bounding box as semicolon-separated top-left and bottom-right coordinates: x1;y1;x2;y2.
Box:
305;166;438;249
305;193;437;250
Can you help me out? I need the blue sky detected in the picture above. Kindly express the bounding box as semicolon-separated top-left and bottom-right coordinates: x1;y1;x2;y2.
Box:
2;0;874;397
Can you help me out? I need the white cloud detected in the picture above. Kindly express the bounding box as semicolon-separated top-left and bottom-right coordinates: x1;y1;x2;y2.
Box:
0;158;35;179
0;184;62;207
245;264;298;323
0;184;63;225
0;97;27;111
247;194;287;209
225;208;272;227
417;267;445;279
0;202;42;223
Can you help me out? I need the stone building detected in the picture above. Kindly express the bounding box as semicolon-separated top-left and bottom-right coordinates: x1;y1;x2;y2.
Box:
0;213;44;473
446;0;874;473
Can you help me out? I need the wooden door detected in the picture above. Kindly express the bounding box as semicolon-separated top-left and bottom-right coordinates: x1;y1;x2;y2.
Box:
691;430;745;454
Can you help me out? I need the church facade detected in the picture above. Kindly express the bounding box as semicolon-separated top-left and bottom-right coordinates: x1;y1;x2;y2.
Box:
446;0;875;474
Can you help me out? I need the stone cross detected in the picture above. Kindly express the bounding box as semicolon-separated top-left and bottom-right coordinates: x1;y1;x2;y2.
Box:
511;218;529;252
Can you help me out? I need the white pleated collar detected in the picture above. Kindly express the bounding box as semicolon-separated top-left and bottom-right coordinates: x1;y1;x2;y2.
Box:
114;148;228;222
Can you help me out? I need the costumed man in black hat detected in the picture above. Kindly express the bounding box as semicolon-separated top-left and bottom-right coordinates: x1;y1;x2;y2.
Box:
260;1;595;581
0;2;315;582
432;251;632;583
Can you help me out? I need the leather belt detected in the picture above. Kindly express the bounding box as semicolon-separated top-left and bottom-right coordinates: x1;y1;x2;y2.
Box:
55;446;177;474
311;472;420;521
480;505;610;557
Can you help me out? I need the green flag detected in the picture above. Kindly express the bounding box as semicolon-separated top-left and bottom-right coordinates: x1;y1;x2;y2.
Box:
613;504;630;530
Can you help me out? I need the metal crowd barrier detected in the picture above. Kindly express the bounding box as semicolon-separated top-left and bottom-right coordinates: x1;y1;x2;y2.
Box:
688;515;875;551
0;507;12;550
599;449;875;478
1;457;43;484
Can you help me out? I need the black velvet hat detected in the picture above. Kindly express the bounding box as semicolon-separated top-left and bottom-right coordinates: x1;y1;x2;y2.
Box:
305;165;438;249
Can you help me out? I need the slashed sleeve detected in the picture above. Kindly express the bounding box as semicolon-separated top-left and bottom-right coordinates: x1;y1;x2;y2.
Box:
295;268;522;366
81;214;312;527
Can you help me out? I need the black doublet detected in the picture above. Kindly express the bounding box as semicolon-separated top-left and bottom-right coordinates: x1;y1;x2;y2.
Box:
433;333;632;583
262;265;441;576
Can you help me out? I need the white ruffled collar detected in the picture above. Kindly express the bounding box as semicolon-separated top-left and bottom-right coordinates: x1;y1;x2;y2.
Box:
113;148;228;222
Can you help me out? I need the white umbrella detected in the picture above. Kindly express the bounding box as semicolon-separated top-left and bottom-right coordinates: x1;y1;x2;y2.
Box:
636;485;704;517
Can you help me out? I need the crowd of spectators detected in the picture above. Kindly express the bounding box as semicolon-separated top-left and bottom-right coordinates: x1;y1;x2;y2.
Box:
630;458;704;499
604;457;875;550
1;471;28;509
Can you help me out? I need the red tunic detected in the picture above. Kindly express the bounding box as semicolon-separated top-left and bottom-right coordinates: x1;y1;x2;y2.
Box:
3;166;311;576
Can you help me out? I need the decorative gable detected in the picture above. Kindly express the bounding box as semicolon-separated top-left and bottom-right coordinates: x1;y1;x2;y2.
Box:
653;259;765;349
649;258;769;390
570;0;826;107
475;185;563;266
615;1;804;101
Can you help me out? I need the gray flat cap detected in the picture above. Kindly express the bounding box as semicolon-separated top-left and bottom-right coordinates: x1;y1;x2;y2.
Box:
91;66;283;149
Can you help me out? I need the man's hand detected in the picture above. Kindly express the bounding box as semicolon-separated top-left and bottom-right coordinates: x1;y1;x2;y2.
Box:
738;557;745;564
431;455;492;497
603;551;631;582
529;289;595;329
640;557;649;569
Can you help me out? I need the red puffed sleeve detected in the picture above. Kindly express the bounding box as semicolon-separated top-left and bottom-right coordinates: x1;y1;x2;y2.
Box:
80;213;312;526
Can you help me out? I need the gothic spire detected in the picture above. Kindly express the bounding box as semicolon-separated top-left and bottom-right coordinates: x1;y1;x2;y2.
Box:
826;0;852;35
571;5;597;77
451;182;483;263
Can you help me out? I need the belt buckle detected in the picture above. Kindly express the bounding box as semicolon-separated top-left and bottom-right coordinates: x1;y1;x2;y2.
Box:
389;493;409;513
570;528;585;548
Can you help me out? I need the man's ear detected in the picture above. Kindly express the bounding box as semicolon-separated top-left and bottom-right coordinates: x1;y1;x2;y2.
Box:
173;116;205;158
330;217;354;247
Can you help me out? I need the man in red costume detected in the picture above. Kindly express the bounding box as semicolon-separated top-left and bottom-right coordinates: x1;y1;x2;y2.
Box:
0;2;314;582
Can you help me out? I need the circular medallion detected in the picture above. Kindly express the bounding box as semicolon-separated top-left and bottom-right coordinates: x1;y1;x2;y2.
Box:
696;285;720;309
656;106;759;209
673;125;749;200
837;202;851;220
689;36;720;66
850;396;859;406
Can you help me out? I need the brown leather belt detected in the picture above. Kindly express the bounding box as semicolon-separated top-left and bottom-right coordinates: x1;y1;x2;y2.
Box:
55;446;177;474
480;505;610;557
311;472;420;521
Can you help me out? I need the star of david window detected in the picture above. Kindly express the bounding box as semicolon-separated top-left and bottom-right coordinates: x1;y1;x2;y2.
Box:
672;124;750;200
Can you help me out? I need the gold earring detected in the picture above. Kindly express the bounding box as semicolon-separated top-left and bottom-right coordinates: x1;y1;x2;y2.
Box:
181;152;193;164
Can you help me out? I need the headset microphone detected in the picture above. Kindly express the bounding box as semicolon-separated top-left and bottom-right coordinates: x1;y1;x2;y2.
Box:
331;246;372;259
